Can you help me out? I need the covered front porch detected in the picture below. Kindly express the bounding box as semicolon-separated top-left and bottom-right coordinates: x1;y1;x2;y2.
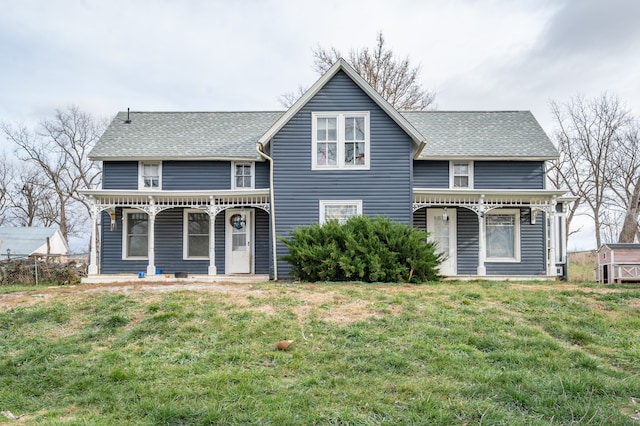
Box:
81;189;271;279
413;188;569;279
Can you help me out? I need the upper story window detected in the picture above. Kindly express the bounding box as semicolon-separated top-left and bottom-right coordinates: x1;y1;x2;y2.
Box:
319;200;362;224
232;162;254;189
140;162;161;189
450;161;473;188
312;112;370;170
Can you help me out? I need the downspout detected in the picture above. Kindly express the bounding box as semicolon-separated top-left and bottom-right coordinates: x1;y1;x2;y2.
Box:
257;143;278;280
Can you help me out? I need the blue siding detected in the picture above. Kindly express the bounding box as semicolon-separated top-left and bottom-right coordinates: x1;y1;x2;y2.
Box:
254;209;270;274
103;162;138;189
215;212;225;274
412;208;427;232
475;161;545;189
412;160;545;190
413;161;449;188
271;70;414;278
456;208;480;275
163;161;231;190
255;161;269;189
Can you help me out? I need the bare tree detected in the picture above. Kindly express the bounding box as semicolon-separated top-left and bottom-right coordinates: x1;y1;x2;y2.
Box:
8;165;57;227
550;93;635;247
280;32;436;111
0;154;13;225
0;106;106;240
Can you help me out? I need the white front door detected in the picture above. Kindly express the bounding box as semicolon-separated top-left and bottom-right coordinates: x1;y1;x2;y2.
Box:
427;208;457;275
225;209;253;274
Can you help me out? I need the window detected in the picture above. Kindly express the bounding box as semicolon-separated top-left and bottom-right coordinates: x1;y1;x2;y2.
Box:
231;162;254;189
485;209;520;262
140;162;161;189
123;209;148;259
450;161;472;188
312;112;369;170
183;209;209;259
319;200;362;224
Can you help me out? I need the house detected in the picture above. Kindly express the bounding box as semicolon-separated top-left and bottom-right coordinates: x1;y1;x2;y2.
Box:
0;226;70;261
596;243;640;283
81;59;570;282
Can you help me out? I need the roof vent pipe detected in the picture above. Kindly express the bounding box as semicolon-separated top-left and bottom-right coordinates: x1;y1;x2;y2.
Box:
124;108;131;124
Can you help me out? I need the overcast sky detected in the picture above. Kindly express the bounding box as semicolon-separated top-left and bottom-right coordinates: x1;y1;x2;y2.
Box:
1;0;639;251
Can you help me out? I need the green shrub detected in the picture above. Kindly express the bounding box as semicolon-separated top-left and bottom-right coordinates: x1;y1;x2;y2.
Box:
280;216;442;283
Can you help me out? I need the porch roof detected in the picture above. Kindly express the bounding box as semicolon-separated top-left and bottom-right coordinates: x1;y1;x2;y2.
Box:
81;189;270;212
413;188;568;209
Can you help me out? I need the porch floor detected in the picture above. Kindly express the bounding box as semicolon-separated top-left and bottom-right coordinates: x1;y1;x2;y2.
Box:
81;274;271;284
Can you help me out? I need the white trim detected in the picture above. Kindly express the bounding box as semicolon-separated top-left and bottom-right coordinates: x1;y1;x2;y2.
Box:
138;161;162;190
449;160;473;189
484;208;521;263
231;161;255;189
122;208;149;260
312;112;370;170
257;58;426;150
319;200;363;224
183;209;210;260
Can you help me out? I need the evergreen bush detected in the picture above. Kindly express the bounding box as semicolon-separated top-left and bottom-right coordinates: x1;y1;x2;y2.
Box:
280;216;442;283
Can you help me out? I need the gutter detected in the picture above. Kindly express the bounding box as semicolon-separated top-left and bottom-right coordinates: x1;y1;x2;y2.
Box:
256;143;278;280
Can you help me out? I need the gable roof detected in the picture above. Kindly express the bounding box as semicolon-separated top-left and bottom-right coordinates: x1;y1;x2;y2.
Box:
405;111;559;160
257;58;427;152
89;111;284;161
0;227;69;257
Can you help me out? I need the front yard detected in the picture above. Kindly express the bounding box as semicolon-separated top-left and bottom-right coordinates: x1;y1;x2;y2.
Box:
1;281;639;424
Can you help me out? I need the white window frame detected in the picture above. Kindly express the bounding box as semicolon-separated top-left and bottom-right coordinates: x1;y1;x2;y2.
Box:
312;112;370;171
231;161;255;189
139;161;162;190
450;160;473;189
484;208;521;263
319;200;363;224
183;209;210;260
122;208;149;260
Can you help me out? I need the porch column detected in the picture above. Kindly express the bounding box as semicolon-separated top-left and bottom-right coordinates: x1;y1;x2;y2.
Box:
208;205;217;275
88;205;98;275
146;205;157;276
477;213;487;275
547;202;557;277
477;196;486;276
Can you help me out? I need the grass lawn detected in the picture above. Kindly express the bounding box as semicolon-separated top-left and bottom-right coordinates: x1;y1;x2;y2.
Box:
1;281;640;425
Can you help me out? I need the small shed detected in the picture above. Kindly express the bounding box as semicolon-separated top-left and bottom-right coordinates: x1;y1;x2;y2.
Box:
596;243;640;284
0;226;70;261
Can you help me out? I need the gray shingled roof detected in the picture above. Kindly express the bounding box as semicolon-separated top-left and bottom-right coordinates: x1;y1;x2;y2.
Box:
90;110;558;160
89;111;284;160
404;111;558;159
